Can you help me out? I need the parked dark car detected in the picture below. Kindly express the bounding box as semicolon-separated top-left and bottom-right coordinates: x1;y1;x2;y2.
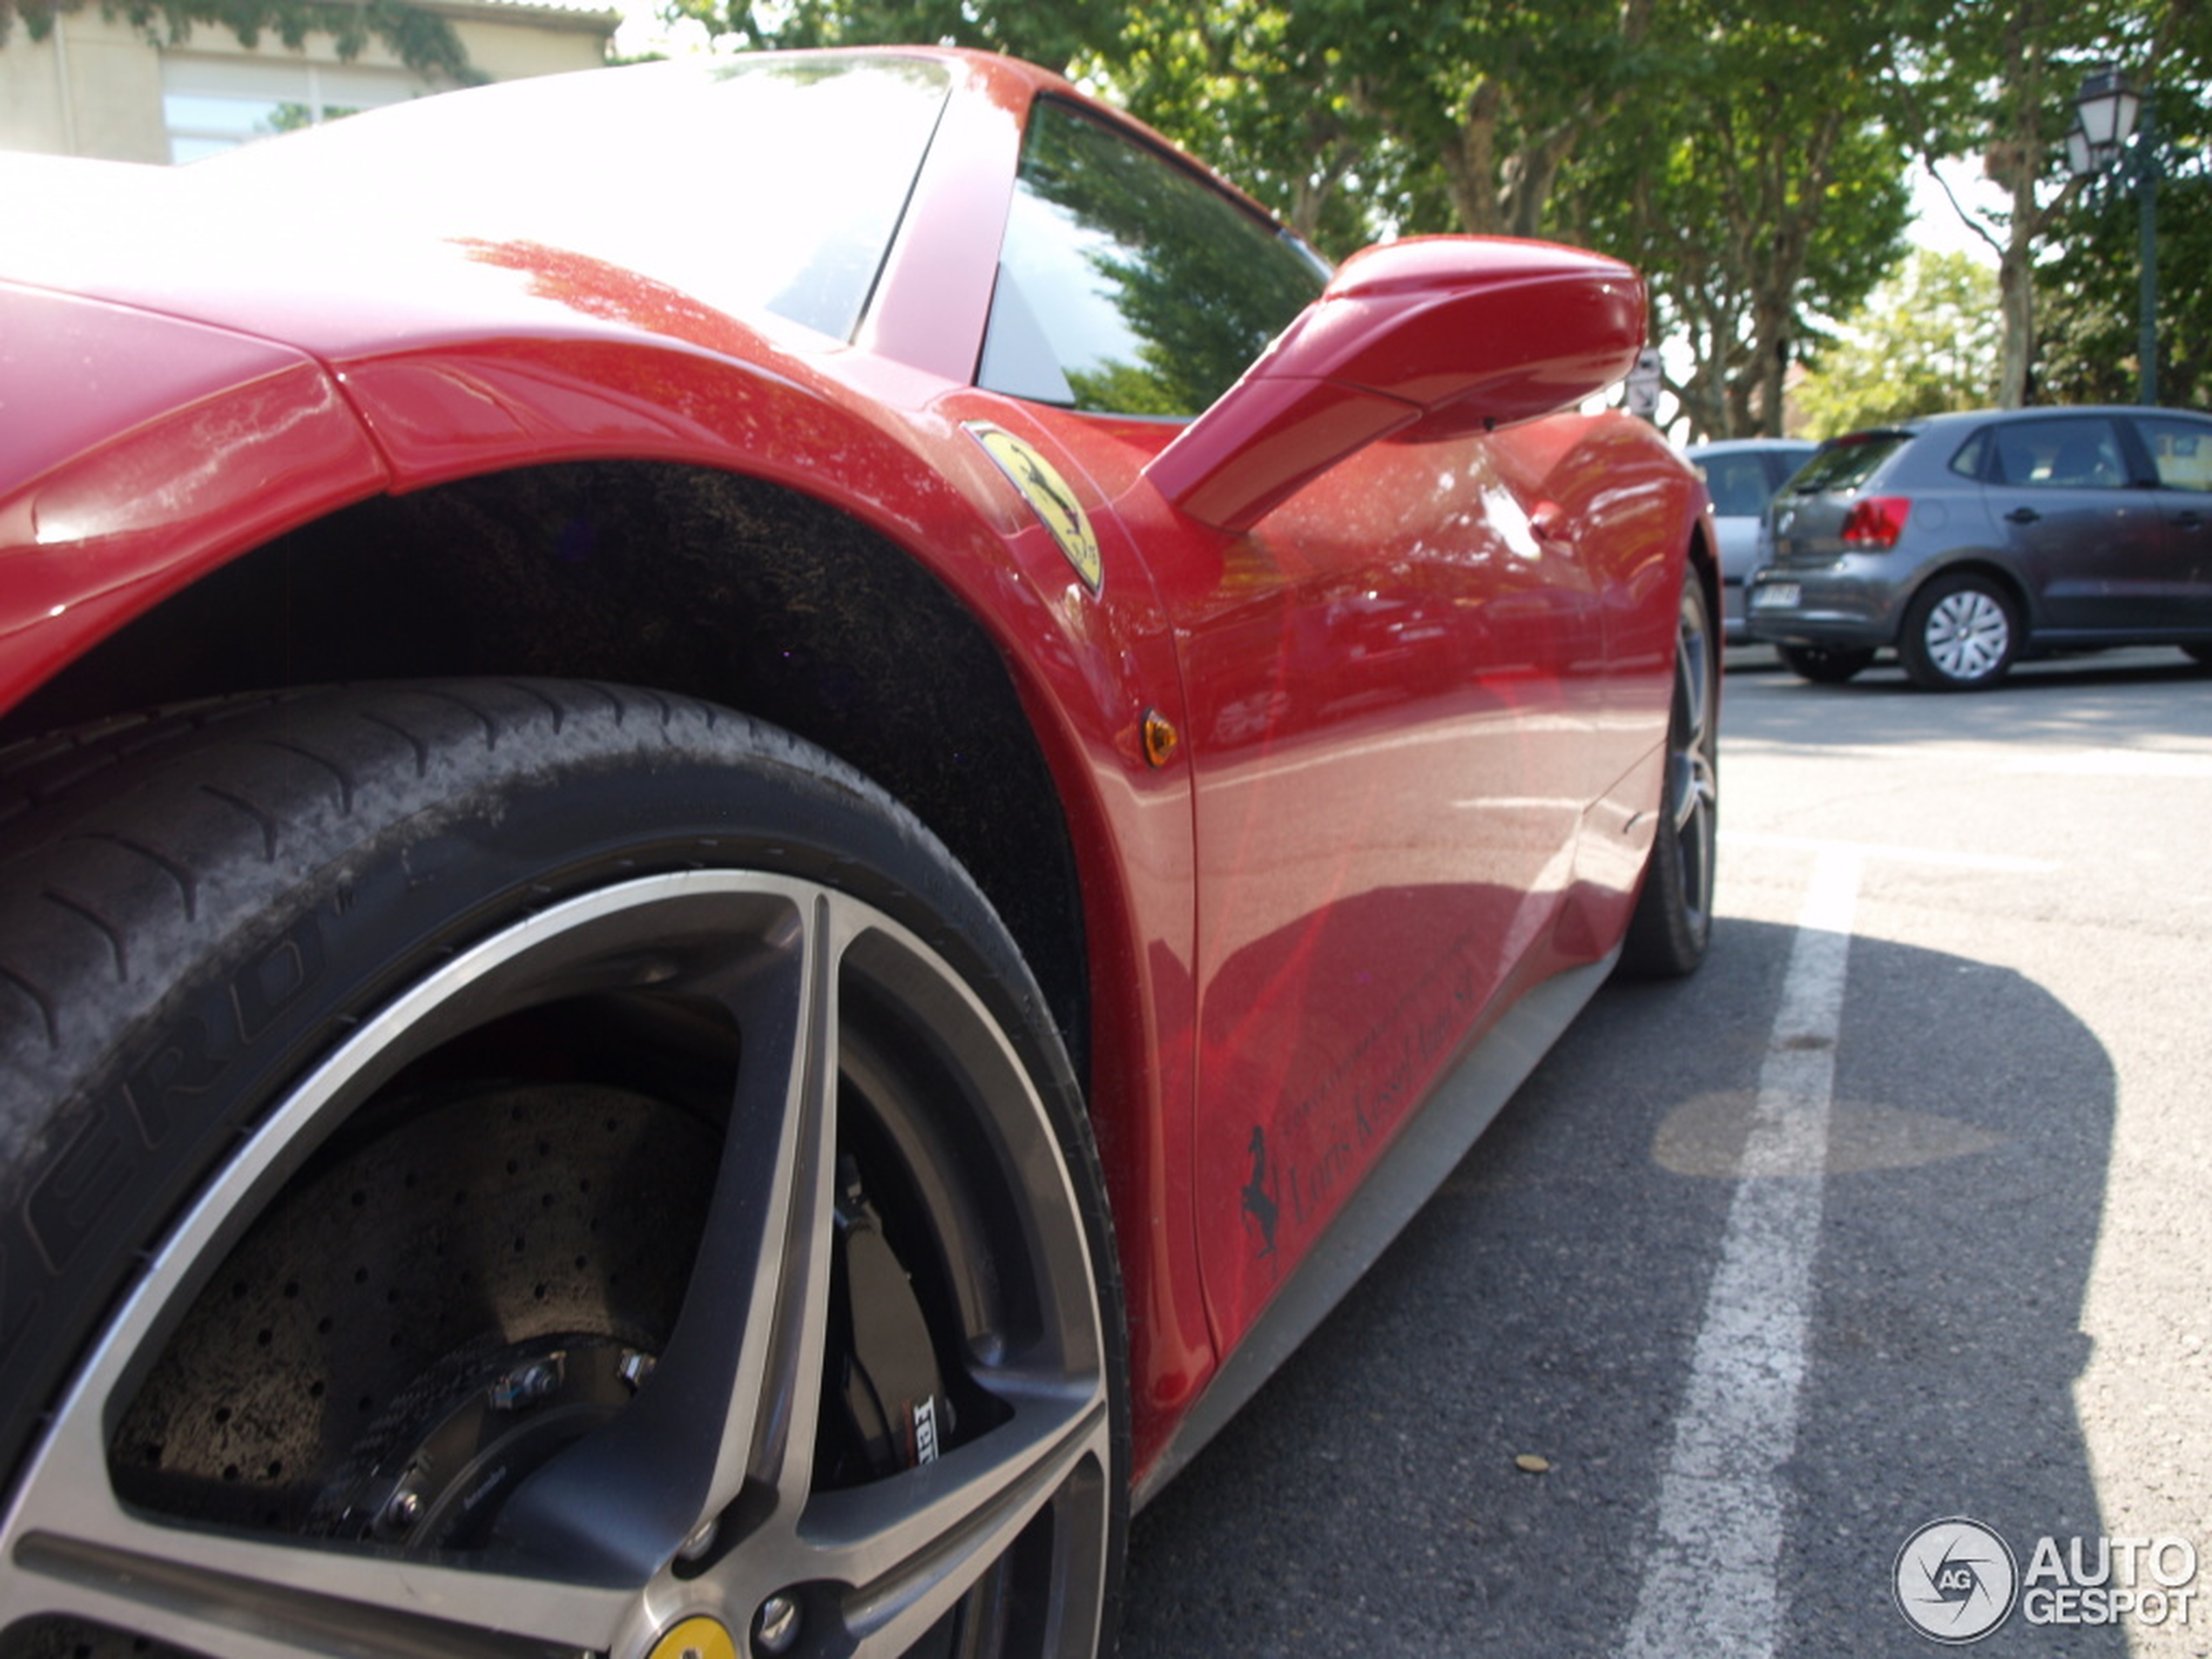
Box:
1746;408;2212;688
1687;438;1817;644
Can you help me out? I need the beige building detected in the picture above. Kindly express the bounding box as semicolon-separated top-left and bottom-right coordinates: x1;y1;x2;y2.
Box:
1;0;619;164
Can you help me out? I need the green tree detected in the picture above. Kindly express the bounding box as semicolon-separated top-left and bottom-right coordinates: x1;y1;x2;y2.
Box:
2037;76;2211;406
1793;249;2004;434
675;0;1120;75
1332;0;1662;239
1;0;475;80
1087;0;1665;256
1086;2;1409;252
1564;0;1913;439
1877;0;2188;407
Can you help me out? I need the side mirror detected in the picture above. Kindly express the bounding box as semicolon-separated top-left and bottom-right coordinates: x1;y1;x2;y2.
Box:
1144;236;1645;533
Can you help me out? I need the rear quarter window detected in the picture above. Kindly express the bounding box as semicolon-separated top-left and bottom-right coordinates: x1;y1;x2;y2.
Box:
2134;415;2212;490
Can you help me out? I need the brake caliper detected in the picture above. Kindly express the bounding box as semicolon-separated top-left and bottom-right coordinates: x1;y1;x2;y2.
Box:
833;1156;953;1476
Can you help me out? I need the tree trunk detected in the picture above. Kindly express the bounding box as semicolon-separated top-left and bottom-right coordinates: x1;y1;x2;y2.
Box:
1997;233;2037;407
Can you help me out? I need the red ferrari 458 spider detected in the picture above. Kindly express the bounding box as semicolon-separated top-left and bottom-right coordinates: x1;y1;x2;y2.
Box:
0;46;1715;1659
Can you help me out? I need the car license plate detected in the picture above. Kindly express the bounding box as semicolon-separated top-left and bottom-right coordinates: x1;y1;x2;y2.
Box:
1751;583;1801;609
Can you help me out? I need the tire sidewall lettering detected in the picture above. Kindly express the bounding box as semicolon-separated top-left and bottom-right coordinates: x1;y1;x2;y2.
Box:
3;912;334;1460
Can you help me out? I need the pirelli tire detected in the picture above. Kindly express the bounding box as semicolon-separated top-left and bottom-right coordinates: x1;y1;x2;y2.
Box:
0;680;1125;1659
1619;576;1718;980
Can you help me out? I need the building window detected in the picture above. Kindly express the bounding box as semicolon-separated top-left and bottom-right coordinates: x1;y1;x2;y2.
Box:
162;55;421;162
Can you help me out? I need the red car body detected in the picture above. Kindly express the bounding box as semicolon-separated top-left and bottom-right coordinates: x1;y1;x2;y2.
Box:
0;46;1713;1657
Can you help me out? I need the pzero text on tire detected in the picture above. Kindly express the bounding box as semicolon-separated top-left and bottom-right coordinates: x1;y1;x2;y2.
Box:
0;680;1125;1659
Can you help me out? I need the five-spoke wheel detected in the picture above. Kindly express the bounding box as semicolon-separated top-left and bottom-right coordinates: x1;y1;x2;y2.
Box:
0;683;1123;1659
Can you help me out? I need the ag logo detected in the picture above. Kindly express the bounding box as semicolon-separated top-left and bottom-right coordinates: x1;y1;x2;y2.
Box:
966;423;1102;593
1894;1517;2020;1644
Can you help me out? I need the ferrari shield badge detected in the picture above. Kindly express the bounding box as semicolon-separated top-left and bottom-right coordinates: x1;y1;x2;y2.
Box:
966;423;1103;594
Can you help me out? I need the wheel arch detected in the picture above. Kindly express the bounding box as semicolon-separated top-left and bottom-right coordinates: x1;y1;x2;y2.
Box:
1687;515;1722;643
1897;555;2034;634
0;460;1098;1085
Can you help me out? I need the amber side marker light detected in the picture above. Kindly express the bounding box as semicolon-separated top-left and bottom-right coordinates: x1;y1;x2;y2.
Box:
1142;710;1180;769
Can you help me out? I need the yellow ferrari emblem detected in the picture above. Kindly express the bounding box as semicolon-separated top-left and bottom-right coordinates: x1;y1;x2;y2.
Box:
646;1617;737;1659
967;423;1103;593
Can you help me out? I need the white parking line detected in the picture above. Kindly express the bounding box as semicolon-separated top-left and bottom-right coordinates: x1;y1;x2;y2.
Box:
1618;850;1861;1658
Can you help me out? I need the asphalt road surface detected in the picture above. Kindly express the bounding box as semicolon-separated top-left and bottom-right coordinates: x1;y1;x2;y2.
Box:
1119;644;2212;1659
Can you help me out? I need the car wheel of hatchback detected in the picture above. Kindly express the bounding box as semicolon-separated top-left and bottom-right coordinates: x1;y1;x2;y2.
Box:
0;681;1125;1659
1900;573;2020;691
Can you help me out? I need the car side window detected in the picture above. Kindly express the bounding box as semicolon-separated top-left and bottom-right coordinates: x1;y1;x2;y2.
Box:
1990;418;2128;490
1948;430;1990;480
1703;454;1775;517
980;98;1327;417
2132;416;2212;490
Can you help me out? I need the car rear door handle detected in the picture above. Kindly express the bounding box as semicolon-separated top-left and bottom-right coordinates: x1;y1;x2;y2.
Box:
2178;511;2206;531
2006;507;2041;524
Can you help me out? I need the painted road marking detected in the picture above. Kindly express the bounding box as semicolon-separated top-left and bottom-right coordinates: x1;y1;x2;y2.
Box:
1618;850;1861;1658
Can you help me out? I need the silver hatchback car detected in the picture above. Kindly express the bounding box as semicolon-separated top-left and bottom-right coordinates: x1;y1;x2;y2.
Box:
1687;438;1817;645
1745;407;2212;688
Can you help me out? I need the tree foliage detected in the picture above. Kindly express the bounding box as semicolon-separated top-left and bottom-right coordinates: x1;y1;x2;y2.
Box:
1;0;475;80
675;0;1121;75
1086;3;1409;253
1561;1;1914;439
2038;75;2212;407
1793;250;2004;435
1872;0;2210;407
1089;0;1664;249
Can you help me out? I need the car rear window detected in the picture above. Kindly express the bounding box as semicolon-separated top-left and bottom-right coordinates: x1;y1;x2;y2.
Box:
1787;431;1910;495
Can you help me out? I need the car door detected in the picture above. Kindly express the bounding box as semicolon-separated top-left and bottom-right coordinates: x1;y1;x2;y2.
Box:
975;98;1603;1347
2125;412;2212;625
1984;414;2170;631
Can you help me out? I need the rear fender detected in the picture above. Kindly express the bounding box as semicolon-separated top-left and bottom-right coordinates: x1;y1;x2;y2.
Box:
0;283;389;715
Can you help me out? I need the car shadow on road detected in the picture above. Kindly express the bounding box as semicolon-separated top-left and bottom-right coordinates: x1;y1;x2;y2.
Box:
1119;919;2122;1657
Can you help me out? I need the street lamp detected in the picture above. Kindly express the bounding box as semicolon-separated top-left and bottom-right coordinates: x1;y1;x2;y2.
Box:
2067;66;2158;405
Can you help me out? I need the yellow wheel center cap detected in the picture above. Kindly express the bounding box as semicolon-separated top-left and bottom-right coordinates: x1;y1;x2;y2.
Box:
647;1616;738;1659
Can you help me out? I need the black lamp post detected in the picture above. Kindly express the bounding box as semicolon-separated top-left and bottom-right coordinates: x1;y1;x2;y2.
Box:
2067;66;2159;406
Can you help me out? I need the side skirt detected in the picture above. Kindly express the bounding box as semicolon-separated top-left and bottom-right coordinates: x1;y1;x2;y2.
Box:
1131;947;1620;1511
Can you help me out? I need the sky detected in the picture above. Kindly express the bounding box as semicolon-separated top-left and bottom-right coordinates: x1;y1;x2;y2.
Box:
1911;159;2009;266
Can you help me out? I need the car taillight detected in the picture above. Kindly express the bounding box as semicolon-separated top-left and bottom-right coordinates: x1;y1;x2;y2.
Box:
1839;496;1911;549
